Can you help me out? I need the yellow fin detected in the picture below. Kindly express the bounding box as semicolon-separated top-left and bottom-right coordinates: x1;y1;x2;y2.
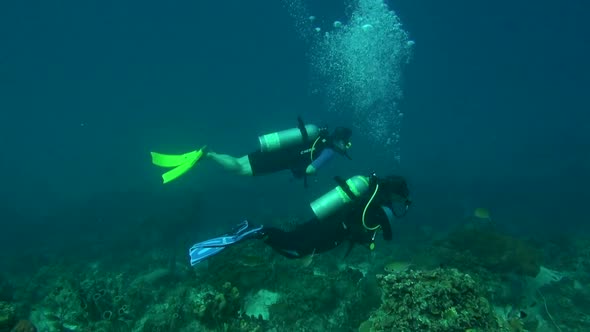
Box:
150;150;201;168
152;147;206;184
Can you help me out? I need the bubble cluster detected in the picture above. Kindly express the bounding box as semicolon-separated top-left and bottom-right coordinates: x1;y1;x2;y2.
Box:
283;0;413;161
280;0;315;42
314;0;413;160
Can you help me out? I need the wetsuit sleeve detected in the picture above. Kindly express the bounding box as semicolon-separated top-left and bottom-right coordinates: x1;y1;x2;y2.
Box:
381;215;393;240
310;148;336;169
375;208;393;241
370;206;393;241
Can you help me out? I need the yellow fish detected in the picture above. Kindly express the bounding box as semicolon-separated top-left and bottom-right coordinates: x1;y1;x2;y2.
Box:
300;249;316;268
384;261;411;273
473;208;491;220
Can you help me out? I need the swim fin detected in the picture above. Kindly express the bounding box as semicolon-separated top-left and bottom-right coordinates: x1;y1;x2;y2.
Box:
150;146;206;184
189;246;227;266
188;220;264;266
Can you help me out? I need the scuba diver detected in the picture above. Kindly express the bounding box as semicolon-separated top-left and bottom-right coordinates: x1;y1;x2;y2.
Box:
150;117;352;186
188;174;412;265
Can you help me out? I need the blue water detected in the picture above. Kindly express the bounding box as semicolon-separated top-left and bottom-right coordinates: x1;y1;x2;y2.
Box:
0;0;588;310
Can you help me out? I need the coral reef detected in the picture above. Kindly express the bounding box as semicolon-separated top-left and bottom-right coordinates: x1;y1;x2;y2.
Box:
268;266;380;331
362;268;503;332
243;289;280;320
0;302;16;332
528;274;590;332
3;208;590;332
438;227;543;277
27;272;138;332
192;281;241;328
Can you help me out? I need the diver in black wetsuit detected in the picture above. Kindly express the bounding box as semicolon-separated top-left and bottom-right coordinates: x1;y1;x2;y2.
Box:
188;174;411;265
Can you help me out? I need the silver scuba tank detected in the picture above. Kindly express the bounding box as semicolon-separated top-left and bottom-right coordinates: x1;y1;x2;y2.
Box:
258;124;320;152
310;175;371;220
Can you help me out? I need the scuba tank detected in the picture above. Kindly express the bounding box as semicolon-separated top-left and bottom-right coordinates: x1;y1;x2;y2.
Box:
310;175;371;220
258;124;320;152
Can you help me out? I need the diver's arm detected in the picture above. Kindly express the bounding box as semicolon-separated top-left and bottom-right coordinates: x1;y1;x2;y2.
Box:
306;148;336;175
381;218;393;240
378;208;393;241
366;206;393;241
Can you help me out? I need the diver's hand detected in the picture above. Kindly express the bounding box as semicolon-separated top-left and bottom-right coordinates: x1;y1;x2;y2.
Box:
305;164;317;175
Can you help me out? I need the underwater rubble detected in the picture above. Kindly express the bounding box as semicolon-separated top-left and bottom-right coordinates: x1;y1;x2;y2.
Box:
2;223;590;332
0;301;16;331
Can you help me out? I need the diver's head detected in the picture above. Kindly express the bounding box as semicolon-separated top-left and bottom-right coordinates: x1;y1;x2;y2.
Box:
380;175;409;201
378;175;411;216
331;127;353;152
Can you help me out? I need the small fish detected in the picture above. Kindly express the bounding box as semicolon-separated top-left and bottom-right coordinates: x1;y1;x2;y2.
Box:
473;208;491;220
300;249;316;268
384;261;411;273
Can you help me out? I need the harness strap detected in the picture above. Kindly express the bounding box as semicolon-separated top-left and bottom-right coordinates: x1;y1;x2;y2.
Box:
297;116;311;189
297;116;309;143
334;176;357;200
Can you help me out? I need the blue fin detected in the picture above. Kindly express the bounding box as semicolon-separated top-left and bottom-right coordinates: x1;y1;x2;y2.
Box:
188;220;264;266
189;245;226;265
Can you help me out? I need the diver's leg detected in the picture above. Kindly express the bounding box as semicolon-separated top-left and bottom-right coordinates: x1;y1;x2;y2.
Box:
262;228;304;258
206;152;253;176
262;225;324;259
263;219;347;259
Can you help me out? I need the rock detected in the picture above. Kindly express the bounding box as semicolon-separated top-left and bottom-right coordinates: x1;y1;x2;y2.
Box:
10;320;37;332
0;301;16;332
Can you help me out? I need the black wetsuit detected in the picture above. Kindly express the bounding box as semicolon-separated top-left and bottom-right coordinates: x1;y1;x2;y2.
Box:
261;200;393;258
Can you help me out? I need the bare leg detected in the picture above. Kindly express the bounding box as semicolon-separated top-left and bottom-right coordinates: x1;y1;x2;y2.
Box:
206;152;253;176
